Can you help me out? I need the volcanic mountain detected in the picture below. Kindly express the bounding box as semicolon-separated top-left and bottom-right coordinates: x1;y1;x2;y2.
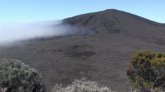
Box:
0;9;165;92
64;9;165;45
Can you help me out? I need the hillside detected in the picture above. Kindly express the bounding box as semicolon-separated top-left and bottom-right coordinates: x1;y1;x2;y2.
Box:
0;9;165;92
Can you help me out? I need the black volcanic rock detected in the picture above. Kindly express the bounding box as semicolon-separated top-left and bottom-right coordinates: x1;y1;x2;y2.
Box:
0;9;165;92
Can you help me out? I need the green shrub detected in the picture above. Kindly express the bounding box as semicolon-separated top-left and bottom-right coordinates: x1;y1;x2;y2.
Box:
126;50;165;92
0;59;45;92
52;79;116;92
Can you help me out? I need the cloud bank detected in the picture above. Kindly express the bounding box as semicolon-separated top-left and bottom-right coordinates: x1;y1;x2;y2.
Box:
0;21;72;45
0;20;95;47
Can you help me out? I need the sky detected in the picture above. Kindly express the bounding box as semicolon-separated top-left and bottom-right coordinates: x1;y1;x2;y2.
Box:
0;0;165;23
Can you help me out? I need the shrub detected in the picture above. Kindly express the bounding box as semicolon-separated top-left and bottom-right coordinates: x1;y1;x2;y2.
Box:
52;79;116;92
0;59;45;92
126;50;165;92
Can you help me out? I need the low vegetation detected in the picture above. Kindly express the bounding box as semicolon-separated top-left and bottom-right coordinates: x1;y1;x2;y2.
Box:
52;79;116;92
0;59;45;92
127;50;165;92
0;50;164;92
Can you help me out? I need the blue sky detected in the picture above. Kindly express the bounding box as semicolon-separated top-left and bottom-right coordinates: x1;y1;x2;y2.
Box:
0;0;165;23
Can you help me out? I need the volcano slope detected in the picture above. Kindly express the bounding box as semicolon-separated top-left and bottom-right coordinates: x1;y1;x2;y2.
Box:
0;9;165;92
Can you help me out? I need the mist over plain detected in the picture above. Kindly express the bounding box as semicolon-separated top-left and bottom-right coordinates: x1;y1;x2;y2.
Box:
0;20;75;45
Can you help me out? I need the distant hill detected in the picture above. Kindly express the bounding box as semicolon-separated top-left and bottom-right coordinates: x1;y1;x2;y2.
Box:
65;9;165;27
0;9;165;92
64;9;165;46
